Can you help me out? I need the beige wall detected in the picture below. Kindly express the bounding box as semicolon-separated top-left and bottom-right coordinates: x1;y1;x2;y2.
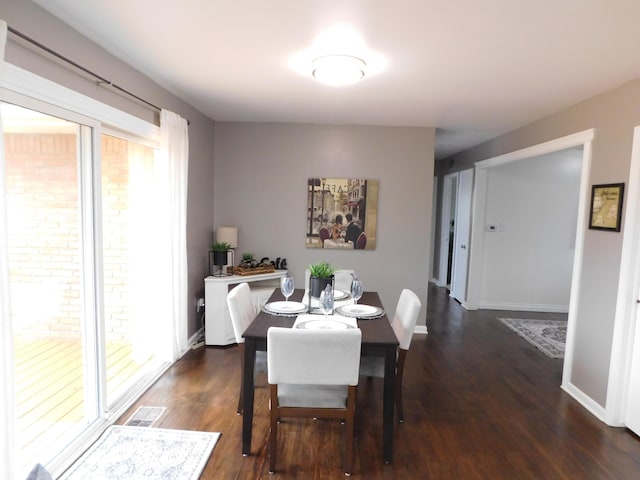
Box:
213;122;435;325
2;0;216;337
436;78;640;408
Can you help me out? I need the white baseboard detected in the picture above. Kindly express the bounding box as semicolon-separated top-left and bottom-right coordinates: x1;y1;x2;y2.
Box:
561;380;608;424
478;301;569;313
431;279;451;289
414;325;428;335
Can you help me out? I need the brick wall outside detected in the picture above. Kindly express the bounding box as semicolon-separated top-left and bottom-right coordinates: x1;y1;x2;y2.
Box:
6;133;137;342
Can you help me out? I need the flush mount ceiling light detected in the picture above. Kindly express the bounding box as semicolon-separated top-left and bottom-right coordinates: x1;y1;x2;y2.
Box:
312;55;366;86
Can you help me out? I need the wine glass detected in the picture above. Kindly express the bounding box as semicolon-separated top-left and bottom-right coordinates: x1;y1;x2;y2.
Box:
320;284;334;320
280;274;294;302
350;278;363;305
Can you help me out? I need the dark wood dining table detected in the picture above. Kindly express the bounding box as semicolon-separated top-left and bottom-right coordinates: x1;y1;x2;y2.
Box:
241;288;399;463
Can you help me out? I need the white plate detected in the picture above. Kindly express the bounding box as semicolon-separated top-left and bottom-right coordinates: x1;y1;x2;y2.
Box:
296;319;353;330
264;301;307;314
333;289;349;300
336;304;384;318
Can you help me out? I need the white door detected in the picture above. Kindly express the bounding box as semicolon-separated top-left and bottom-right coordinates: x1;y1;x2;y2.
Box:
625;288;640;435
450;169;474;304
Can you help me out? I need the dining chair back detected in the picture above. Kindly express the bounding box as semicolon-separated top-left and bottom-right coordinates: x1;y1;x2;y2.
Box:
227;282;254;344
267;327;362;475
391;289;421;351
334;269;355;292
227;282;266;414
359;288;421;423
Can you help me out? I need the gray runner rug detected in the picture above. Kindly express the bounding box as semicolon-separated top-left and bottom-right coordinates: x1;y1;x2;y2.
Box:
497;318;567;358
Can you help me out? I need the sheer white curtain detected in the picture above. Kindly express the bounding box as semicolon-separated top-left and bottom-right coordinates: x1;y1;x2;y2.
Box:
0;18;16;480
163;110;189;359
160;110;189;360
128;110;189;363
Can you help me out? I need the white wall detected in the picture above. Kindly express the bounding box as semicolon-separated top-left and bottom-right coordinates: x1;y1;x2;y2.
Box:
479;149;582;311
213;122;435;326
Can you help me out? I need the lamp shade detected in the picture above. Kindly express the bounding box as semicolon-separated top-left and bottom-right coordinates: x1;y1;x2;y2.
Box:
216;226;237;248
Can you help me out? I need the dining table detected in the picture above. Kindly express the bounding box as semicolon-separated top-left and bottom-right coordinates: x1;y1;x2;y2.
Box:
241;288;399;463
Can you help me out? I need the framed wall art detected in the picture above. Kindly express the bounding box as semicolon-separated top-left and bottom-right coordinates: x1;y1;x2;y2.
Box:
306;177;378;250
588;183;624;232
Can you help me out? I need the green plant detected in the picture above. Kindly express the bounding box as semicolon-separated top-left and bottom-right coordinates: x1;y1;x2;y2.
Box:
210;241;232;252
241;253;254;261
308;261;336;279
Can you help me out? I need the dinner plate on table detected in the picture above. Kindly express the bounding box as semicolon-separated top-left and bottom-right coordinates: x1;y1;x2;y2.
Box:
294;314;357;330
336;304;385;319
333;289;350;301
264;301;307;315
295;319;354;330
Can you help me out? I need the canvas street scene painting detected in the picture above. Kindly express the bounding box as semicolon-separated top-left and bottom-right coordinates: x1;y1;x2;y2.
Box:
306;178;378;250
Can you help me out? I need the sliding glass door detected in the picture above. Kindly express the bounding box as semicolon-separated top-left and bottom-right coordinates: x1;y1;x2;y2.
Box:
4;103;93;473
100;133;165;406
2;102;167;474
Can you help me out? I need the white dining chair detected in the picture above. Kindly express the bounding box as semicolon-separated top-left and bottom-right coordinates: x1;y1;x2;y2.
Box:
334;269;355;292
227;282;268;415
359;288;421;423
267;326;362;476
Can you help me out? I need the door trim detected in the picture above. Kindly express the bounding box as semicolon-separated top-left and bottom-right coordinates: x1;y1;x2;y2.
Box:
465;130;595;414
605;125;640;426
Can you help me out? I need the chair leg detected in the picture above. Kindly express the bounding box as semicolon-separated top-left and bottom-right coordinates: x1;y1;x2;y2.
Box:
269;385;278;474
237;344;245;415
395;349;408;423
344;386;356;475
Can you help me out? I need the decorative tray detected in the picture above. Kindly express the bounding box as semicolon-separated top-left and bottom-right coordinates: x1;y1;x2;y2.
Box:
228;265;275;276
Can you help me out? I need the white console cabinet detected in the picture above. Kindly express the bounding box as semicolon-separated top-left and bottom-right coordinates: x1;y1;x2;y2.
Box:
204;271;287;346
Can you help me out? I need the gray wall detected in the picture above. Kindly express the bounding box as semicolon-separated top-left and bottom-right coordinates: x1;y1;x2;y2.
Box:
479;149;582;311
436;78;640;408
2;0;216;337
213;122;435;325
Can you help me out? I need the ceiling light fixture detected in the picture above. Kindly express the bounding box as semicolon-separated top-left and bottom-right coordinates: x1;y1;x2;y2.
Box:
312;55;366;86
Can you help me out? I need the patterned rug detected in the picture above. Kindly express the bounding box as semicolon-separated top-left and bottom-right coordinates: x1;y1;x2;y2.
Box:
497;318;567;358
59;426;220;480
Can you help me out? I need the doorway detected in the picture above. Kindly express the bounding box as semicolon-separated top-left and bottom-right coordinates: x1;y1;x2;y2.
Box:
437;173;457;288
450;169;473;305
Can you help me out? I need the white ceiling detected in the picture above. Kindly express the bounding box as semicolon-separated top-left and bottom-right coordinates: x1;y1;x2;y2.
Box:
33;0;640;160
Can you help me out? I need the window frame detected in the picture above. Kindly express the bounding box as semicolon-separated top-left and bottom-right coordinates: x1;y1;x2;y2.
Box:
1;62;167;478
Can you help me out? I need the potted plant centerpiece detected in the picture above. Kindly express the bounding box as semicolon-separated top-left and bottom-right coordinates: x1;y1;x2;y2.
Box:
308;261;336;314
308;261;336;297
210;241;232;276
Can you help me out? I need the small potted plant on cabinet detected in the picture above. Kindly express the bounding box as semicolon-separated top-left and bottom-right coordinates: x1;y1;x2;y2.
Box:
210;241;232;276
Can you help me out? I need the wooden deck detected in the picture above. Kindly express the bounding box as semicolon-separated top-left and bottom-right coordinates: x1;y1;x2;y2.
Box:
14;336;151;470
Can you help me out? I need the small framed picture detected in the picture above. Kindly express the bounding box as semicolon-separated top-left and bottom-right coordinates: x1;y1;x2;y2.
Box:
588;183;624;232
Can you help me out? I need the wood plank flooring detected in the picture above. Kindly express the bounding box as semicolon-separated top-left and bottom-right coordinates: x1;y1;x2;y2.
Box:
15;338;151;471
117;284;640;479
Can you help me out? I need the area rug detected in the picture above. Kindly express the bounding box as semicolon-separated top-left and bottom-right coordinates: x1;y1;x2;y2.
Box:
59;426;220;480
497;318;567;358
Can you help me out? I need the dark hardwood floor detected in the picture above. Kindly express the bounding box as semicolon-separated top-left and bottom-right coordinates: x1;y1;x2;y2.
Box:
117;284;640;479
